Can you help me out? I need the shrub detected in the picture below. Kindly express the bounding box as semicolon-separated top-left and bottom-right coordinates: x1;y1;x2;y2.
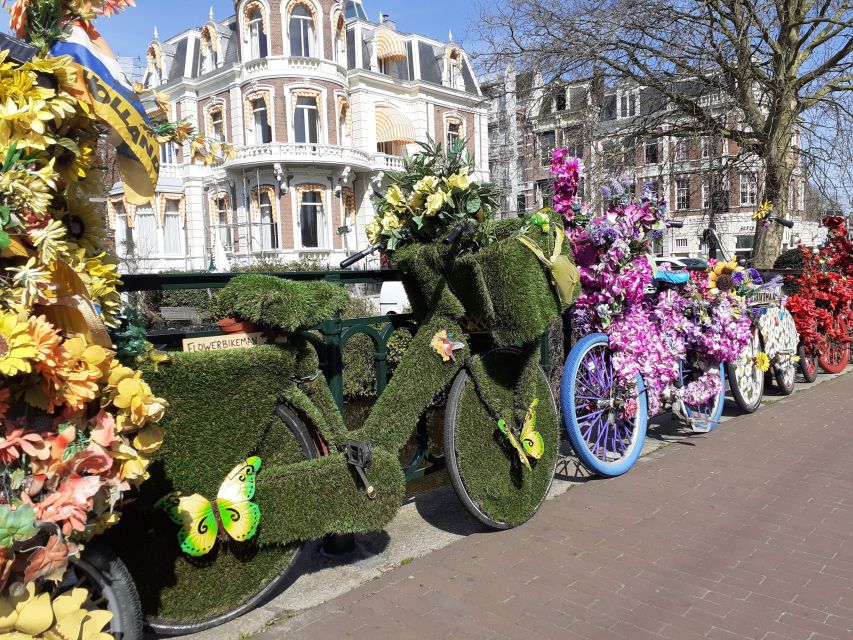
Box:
773;248;804;270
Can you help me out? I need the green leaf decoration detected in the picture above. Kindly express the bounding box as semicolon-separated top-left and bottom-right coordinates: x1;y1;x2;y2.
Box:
0;503;37;548
0;229;10;252
466;196;482;214
412;215;424;229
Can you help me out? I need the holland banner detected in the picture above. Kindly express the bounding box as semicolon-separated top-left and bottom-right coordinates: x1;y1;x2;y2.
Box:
51;23;159;204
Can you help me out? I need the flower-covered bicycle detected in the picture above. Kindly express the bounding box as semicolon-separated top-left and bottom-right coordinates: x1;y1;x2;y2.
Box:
551;153;751;477
787;216;853;381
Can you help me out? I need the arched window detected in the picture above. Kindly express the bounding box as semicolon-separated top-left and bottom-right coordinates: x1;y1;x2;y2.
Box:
445;116;464;149
333;12;346;63
448;51;462;89
211;193;232;250
244;91;272;144
251;186;278;250
146;43;163;88
338;96;352;146
293;93;319;143
297;185;324;248
248;7;268;59
289;5;314;57
207;106;225;141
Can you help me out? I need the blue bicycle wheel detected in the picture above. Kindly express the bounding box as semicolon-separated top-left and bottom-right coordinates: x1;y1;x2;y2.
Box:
561;333;648;477
681;359;726;431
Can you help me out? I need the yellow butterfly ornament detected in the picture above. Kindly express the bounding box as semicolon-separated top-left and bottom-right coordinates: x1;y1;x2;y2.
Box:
156;457;262;557
497;399;545;471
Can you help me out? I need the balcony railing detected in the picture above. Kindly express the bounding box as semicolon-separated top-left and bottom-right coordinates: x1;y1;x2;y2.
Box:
242;56;347;85
374;153;405;171
225;143;374;170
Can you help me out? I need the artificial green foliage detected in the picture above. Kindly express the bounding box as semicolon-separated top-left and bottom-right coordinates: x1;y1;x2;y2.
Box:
449;346;559;526
104;344;401;623
396;217;575;346
218;275;350;332
0;503;36;547
257;449;404;544
352;316;466;451
113;307;151;365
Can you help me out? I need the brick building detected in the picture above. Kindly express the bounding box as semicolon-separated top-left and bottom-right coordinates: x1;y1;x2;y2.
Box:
485;68;825;259
108;0;488;272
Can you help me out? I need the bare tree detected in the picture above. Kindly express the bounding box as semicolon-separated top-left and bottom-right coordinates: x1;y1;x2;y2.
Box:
474;0;853;266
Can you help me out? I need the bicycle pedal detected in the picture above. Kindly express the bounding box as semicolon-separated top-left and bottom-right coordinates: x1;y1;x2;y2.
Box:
343;440;377;499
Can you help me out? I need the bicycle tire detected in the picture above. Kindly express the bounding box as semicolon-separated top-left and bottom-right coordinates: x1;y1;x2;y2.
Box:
143;405;318;636
444;347;559;530
69;541;144;640
561;332;648;477
818;316;850;374
726;328;764;413
799;343;818;383
682;360;726;432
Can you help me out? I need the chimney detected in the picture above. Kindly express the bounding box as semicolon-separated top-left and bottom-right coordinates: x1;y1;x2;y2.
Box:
380;13;397;30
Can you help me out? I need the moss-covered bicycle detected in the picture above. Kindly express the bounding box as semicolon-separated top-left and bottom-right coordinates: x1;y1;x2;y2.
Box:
103;215;575;634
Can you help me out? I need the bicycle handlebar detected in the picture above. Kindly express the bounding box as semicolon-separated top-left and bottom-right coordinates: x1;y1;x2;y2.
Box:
668;220;684;229
339;245;379;269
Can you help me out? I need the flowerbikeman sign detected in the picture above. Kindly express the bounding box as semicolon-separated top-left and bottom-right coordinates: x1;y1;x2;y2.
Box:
182;332;269;353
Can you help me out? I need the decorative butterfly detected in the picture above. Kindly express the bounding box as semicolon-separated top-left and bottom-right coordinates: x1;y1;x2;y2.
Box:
155;457;262;557
431;329;465;362
497;398;545;470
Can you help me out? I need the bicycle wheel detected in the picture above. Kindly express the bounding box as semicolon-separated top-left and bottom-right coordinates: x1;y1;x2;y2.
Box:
681;359;726;431
771;309;798;395
445;347;559;530
726;327;764;413
114;406;318;636
560;333;648;477
799;343;818;383
67;542;144;640
818;316;850;373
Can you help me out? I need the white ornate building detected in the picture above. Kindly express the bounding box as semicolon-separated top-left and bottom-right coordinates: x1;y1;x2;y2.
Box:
108;0;488;272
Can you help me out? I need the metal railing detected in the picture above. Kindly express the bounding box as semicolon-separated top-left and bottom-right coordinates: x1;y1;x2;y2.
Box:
118;270;415;412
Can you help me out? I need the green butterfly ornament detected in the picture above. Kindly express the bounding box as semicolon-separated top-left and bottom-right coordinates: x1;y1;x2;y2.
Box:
156;457;262;557
497;399;545;471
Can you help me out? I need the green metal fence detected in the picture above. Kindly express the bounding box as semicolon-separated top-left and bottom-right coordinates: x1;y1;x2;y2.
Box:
117;270;416;412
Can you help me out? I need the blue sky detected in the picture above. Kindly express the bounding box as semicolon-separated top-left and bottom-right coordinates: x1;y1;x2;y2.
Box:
94;0;476;59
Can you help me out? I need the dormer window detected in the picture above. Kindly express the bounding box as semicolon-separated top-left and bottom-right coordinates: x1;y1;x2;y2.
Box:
146;43;163;88
444;46;464;90
619;91;638;118
200;26;219;73
289;4;314;57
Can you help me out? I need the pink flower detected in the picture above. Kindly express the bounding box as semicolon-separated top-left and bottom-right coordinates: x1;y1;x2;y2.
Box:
0;425;49;464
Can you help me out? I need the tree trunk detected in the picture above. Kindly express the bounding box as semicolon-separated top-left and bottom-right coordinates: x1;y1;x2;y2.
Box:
751;140;796;269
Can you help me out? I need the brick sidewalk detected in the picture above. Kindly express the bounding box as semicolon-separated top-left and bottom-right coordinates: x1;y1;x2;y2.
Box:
261;373;853;640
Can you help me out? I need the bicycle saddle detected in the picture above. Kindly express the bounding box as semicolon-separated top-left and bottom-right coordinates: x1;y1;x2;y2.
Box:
654;270;691;286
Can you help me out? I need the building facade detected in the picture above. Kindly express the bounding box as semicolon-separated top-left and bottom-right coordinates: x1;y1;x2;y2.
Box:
485;69;825;260
109;0;488;273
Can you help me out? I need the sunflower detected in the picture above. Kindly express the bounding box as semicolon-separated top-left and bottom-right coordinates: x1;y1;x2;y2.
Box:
56;194;106;256
754;352;771;372
708;259;739;294
29;218;72;264
0;312;37;377
7;257;51;309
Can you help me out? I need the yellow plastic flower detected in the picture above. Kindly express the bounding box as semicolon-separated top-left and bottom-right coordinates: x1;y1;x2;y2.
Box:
708;259;739;295
380;213;402;231
111;372;168;429
444;168;472;192
27;315;62;375
425;189;450;217
63;335;112;381
384;185;407;212
29;219;72;265
0;312;37;377
133;424;164;454
407;191;425;211
752;201;773;221
754;352;771;372
56;193;106;256
114;443;151;484
0;582;112;639
7;257;50;309
366;217;382;245
414;176;440;193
